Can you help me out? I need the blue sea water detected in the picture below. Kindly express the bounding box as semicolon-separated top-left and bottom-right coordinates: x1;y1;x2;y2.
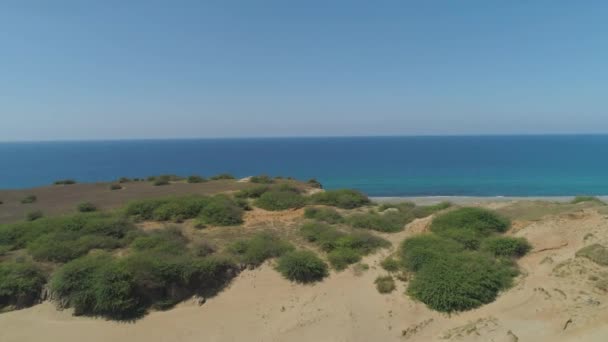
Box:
1;135;608;196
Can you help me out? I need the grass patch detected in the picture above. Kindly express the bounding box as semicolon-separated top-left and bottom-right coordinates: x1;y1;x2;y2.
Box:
197;196;243;226
327;248;362;270
309;189;370;209
481;236;531;258
235;185;271;199
576;244;608;266
77;202;97;213
304;207;343;224
250;175;274;184
347;210;412;232
375;275;396;294
571;196;605;205
380;257;400;272
21;195;37;204
276;250;329;283
227;232;294;266
0;261;46;309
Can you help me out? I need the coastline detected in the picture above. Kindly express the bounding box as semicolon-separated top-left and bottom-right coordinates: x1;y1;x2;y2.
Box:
370;195;608;205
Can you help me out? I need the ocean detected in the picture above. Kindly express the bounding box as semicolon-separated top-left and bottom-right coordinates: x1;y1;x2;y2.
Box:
1;135;608;196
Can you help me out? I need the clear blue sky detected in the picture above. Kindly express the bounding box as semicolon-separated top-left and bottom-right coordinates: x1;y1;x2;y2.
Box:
1;1;607;141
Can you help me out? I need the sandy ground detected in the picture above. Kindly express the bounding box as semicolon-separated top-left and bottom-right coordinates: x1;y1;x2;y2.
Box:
1;203;608;341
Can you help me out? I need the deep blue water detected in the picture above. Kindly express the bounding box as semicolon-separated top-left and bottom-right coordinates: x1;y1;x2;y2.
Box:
1;135;608;196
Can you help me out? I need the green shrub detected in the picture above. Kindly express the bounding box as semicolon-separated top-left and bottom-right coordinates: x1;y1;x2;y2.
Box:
131;228;188;255
304;207;343;224
255;190;306;211
110;183;123;190
77;202;97;213
276;250;329;283
300;222;346;252
126;199;170;220
0;262;46;309
378;202;416;212
198;196;243;226
210;173;235;180
399;234;464;272
227;232;294;266
250;174;274;184
54;179;77;185
431;207;510;236
407;252;517;313
21;195;37;204
153;178;170;186
118;177;131;183
576;244;608;266
571;196;605;205
26;210;43;221
307;178;323;189
411;202;451;218
481;236;532;258
380;257;400;272
50;254;140;319
310;189;370;209
235;185;271;199
347;210;412;233
327;247;361;270
187;175;206;183
375;275;396;294
334;231;390;254
151;196;209;222
191;241;215;257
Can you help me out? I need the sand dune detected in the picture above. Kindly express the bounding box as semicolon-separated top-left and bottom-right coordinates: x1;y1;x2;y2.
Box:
1;206;608;341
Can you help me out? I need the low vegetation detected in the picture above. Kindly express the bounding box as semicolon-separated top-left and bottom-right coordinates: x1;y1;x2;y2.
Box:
380;257;400;272
576;244;608;266
250;174;274;184
109;183;123;190
309;189;370;209
276;250;329;283
300;222;389;270
209;173;235;180
571;196;605;205
307;178;323;189
187;175;206;183
255;189;306;211
0;261;46;310
347;201;450;233
77;202;97;213
20;195;37;204
235;185;271;199
26;210;43;221
375;275;396;294
54;179;77;185
227;232;294;266
197;196;244;226
399;207;529;313
304;207;343;224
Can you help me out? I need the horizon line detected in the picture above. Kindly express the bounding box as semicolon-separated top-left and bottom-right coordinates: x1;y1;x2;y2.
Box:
2;132;608;143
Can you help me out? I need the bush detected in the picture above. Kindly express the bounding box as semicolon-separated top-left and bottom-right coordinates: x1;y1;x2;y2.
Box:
0;262;46;309
118;177;131;183
126;199;170;220
255;190;306;211
153;178;170;186
576;244;608;266
250;174;274;184
347;210;414;233
310;189;370;209
26;210;43;221
151;196;210;222
571;196;605;205
77;202;97;213
481;236;531;258
375;275;395;294
431;207;510;236
210;173;235;180
130;228;188;255
50;254;140;319
235;185;271;199
399;234;464;272
227;232;294;266
380;257;400;272
54;179;76;185
109;183;123;190
21;195;37;204
198;196;243;226
300;222;345;252
304;207;343;224
410;202;451;218
307;178;323;189
276;250;329;283
407;252;517;313
327;247;361;270
187;175;206;183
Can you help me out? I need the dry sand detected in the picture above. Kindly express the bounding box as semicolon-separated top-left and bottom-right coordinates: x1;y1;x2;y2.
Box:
2;203;608;341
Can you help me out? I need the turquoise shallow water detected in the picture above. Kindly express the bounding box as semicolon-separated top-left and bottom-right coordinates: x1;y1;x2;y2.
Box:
1;135;608;196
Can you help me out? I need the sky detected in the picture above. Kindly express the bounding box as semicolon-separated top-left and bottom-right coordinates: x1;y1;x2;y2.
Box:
1;1;607;141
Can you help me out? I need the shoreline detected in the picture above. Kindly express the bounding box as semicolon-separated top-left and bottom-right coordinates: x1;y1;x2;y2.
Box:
370;195;608;205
